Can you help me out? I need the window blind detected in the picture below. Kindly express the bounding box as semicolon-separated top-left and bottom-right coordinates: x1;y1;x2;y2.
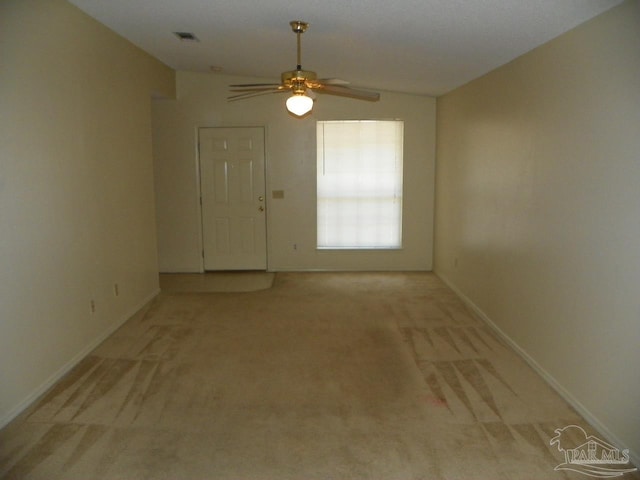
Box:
317;120;403;249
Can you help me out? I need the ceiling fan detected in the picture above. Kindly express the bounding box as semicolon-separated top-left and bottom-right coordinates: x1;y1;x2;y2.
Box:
228;21;380;116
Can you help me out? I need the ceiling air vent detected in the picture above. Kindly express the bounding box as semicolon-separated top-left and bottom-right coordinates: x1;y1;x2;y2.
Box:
173;32;199;42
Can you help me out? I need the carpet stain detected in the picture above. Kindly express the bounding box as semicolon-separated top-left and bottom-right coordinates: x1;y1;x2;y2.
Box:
453;359;501;420
71;359;137;421
433;360;477;420
62;424;108;472
475;358;516;395
451;326;479;354
3;424;82;479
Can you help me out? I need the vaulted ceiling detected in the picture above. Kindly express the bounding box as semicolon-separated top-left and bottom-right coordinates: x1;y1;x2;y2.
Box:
69;0;622;96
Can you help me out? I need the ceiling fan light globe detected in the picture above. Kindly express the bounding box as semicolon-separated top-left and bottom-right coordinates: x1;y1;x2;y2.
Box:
286;94;313;116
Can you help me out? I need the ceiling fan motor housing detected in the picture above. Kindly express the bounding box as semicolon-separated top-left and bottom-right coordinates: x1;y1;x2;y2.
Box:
281;69;318;93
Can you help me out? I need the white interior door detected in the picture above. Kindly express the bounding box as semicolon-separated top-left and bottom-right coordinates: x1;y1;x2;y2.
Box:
199;127;267;270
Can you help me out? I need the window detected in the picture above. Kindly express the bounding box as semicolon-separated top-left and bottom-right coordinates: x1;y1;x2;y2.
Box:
317;120;403;249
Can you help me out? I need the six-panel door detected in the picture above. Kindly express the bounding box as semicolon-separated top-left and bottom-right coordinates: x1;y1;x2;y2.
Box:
199;127;267;270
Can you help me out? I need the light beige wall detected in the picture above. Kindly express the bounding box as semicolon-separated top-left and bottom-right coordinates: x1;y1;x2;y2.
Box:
0;0;175;426
435;0;640;463
153;72;435;272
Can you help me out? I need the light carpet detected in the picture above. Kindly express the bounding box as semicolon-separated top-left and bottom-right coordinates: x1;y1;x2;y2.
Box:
159;271;275;293
1;272;637;479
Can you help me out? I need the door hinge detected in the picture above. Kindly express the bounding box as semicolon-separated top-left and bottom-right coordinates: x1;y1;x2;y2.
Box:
199;196;202;206
202;249;205;258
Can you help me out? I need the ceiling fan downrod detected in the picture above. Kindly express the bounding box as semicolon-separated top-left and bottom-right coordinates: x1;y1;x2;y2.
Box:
290;20;308;70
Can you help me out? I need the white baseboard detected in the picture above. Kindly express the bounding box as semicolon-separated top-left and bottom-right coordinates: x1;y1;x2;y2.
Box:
0;289;160;430
269;267;432;272
435;272;639;469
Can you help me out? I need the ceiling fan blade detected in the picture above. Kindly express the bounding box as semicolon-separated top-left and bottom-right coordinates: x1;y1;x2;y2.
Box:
317;84;380;101
307;78;350;89
229;83;281;87
318;78;350;85
230;86;288;92
227;89;288;101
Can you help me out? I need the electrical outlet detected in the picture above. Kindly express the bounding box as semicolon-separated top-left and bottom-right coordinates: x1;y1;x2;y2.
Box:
114;283;119;297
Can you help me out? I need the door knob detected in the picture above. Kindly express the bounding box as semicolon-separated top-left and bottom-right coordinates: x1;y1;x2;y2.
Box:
258;195;264;202
258;206;264;212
